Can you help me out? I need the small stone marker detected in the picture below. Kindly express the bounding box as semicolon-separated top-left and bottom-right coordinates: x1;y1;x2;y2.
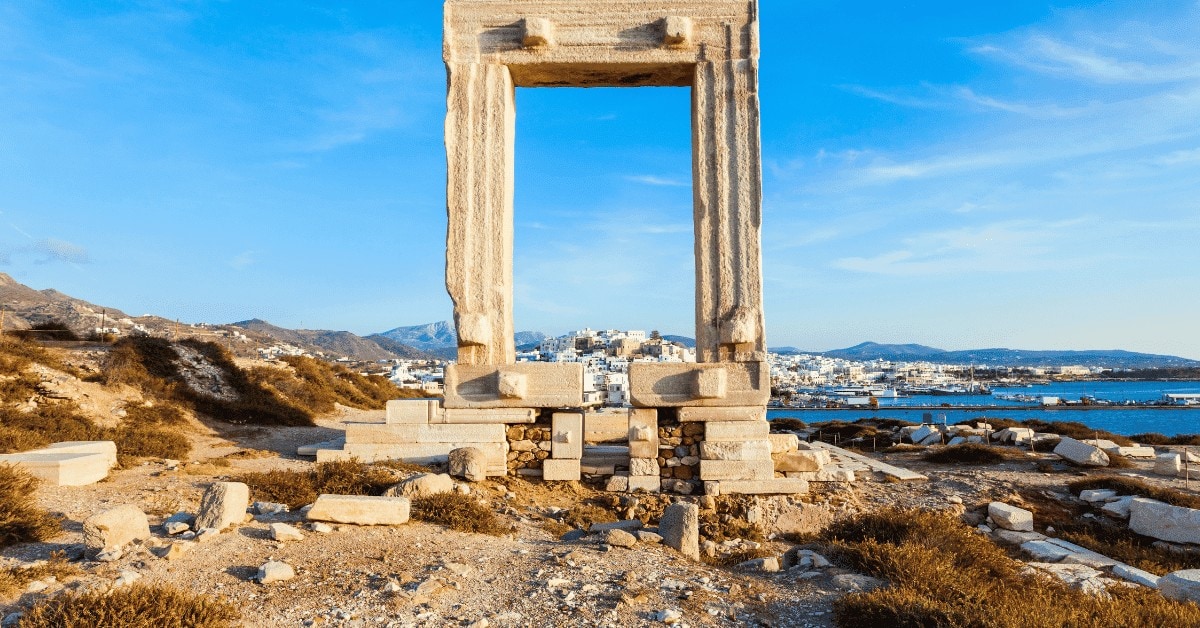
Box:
195;482;250;532
660;503;700;561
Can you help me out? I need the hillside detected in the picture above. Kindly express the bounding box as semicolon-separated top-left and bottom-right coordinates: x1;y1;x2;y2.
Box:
0;272;132;334
818;342;1199;369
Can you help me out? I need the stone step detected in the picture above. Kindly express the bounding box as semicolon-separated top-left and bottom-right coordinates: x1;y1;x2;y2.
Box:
344;423;505;445
706;478;809;496
316;443;506;476
0;451;111;486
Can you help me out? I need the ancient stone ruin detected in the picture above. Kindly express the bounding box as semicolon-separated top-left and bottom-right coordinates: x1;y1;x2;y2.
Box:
319;0;813;495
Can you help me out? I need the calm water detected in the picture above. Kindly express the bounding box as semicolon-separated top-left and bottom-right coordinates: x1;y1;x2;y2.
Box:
770;380;1200;437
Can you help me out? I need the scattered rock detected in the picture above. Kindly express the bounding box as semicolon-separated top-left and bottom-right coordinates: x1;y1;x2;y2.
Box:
1112;563;1161;588
449;447;488;482
307;495;411;526
194;528;221;543
831;574;885;592
257;560;296;584
113;569;141;588
253;501;289;516
635;530;663;544
1130;499;1200;544
1052;437;1109;467
161;541;193;561
195;482;250;532
655;609;682;624
310;522;334;534
1155;453;1182;477
988;502;1034;532
605;475;629;492
737;557;780;572
601;529;637;548
1159;570;1200;603
162;512;193;535
270;523;305;542
1100;496;1134;520
83;504;151;558
385;473;455;498
1079;489;1117;502
590;520;643;533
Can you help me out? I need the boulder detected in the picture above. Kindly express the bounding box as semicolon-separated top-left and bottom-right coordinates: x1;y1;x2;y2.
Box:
988;502;1034;532
660;503;700;561
1129;498;1200;545
162;512;193;535
385;473;455;498
307;494;410;526
257;560;295;584
449;447;488;482
195;482;250;532
83;505;151;557
601;529;637;548
269;523;304;542
1159;570;1200;603
1052;437;1109;467
1155;453;1182;477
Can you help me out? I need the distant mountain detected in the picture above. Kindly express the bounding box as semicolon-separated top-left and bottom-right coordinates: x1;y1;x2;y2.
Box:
232;319;432;361
377;321;547;353
823;342;947;361
812;342;1199;369
769;346;804;355
0;272;132;333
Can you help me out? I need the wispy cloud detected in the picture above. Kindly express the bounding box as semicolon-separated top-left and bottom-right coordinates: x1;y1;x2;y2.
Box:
32;238;89;264
229;251;255;269
625;175;689;187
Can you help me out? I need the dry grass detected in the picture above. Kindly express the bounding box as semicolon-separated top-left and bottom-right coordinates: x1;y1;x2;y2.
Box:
824;508;1200;627
17;583;239;627
1067;476;1200;509
251;356;414;413
703;546;777;568
1132;432;1200;446
560;503;620;531
411;493;512;536
238;460;400;509
0;465;62;549
0;552;80;598
922;443;1010;465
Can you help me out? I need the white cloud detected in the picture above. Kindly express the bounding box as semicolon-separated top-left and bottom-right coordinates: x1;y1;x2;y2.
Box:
229;251;255;269
625;175;689;187
32;238;88;264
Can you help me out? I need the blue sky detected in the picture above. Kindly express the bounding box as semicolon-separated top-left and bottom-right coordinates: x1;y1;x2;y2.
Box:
1;2;1198;358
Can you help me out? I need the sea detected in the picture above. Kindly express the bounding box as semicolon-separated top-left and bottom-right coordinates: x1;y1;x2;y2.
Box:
768;380;1200;437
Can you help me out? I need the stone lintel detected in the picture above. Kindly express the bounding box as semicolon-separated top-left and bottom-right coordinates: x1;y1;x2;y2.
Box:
444;363;584;409
628;362;769;408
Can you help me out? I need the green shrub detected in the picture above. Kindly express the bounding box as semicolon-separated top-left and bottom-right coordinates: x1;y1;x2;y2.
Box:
17;583;239;627
0;465;61;549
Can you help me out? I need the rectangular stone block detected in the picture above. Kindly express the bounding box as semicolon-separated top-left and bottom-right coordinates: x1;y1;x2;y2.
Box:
307;495;410;526
712;479;809;495
44;441;118;469
1130;498;1200;545
627;409;659;459
385;399;441;424
628;362;769;407
698;460;774;481
585;412;629;443
629;458;659;476
768;433;799;454
705;420;770;442
627;475;661;493
700;440;772;461
542;458;581;481
552;413;584;460
440;408;537;424
444;363;584;409
678;406;767;422
344;423;505;445
0;452;111;486
773;450;828;472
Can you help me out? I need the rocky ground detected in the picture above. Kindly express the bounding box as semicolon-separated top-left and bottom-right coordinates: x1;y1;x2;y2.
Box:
4;404;1200;627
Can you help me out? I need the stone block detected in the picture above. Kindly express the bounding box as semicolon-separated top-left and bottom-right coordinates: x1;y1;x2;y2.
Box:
714;479;809;495
705;420;770;441
1155;453;1182;476
768;433;799;454
1129;498;1200;545
449;447;488;482
1080;489;1117;502
444;363;584;409
552;413;584;460
440;408;538;424
627;409;659;459
344;423;505;445
585;412;629;443
385;399;441;424
542;459;581;481
910;425;938;444
83;505;150;556
1053;437;1109;467
1160;570;1200;603
628;362;769;407
307;495;410;526
627;475;661;493
679;406;767;423
629;458;659;476
699;460;774;481
44;441;118;469
0;452;111;487
1101;495;1134;519
988;502;1034;532
521;16;555;48
700;440;772;461
1020;540;1074;562
773;450;829;473
385;473;455;498
195;482;249;532
1112;446;1156;459
660;503;699;561
1112;563;1161;588
605;475;629;492
662;15;693;46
